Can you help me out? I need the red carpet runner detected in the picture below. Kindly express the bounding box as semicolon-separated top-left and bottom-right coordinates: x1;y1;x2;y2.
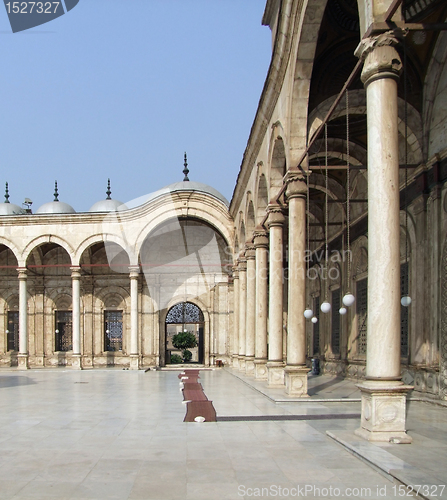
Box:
178;370;217;422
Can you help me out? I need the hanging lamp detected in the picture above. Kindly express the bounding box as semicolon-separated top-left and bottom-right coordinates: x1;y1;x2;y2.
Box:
303;160;313;319
320;123;331;313
342;90;355;309
401;39;412;308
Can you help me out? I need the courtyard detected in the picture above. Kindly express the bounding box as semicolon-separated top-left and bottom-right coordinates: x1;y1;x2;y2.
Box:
0;369;445;499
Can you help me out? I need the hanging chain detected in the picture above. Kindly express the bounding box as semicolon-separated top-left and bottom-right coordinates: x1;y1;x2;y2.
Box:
325;123;329;302
346;90;351;292
404;39;409;296
306;162;310;308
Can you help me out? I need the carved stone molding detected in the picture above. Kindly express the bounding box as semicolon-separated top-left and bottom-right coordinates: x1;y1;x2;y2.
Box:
266;204;285;228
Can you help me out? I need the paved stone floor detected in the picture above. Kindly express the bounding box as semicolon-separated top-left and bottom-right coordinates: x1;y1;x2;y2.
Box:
0;368;445;500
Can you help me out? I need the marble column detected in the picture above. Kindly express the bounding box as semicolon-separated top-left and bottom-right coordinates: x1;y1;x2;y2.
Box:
245;245;256;376
354;34;412;443
267;204;285;385
232;265;240;369
17;268;29;370
253;229;269;380
238;258;247;371
284;172;310;396
129;266;140;370
71;266;82;370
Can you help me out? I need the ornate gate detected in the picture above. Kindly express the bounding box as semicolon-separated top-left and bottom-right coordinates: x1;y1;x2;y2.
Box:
165;302;204;365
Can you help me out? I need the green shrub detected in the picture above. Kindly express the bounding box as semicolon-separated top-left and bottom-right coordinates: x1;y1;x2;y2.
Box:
182;349;193;362
170;353;183;364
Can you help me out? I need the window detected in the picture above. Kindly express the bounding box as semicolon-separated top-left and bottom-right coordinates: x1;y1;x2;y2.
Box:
55;311;72;352
313;297;320;355
331;289;341;355
357;278;367;355
105;310;123;352
7;311;19;351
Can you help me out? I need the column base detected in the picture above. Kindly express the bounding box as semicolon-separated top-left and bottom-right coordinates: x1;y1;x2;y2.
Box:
238;356;246;372
355;380;413;443
17;353;29;370
71;354;82;370
267;361;285;386
129;355;140;370
285;366;310;397
232;354;239;369
254;359;268;380
245;356;255;376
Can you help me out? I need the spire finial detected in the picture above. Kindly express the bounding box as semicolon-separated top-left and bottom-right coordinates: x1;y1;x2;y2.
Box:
183;152;189;181
54;181;59;202
4;182;10;203
106;178;112;200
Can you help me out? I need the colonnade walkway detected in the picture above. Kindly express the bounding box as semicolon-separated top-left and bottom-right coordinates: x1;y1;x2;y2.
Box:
0;368;445;499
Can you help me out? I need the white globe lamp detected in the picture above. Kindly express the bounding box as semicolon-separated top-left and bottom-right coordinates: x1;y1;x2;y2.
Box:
304;308;314;319
342;293;355;307
311;316;318;324
339;307;347;315
401;295;412;307
320;301;331;313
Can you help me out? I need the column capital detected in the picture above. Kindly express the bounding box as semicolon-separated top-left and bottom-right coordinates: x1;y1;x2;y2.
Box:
16;267;27;280
355;31;404;86
129;265;140;278
238;258;247;272
284;171;307;200
253;228;269;249
245;245;256;260
267;203;285;228
232;265;239;279
70;266;82;279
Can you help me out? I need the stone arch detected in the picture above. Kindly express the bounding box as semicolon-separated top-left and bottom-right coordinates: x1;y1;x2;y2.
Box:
246;199;256;242
256;173;269;225
94;287;129;311
22;235;75;267
288;0;329;165
75;234;134;267
0;238;21;266
269;131;287;200
239;218;246;252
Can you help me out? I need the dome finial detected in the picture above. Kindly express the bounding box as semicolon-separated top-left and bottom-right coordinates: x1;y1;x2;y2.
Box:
106;179;112;200
183;152;189;181
54;181;59;202
4;182;10;203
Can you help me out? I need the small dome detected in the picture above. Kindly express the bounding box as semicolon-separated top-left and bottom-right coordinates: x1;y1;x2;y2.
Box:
0;202;26;216
89;198;127;212
88;179;127;212
36;201;76;214
35;181;76;215
0;182;26;215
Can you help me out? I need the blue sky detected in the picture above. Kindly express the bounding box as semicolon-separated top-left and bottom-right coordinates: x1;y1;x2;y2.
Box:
0;0;271;212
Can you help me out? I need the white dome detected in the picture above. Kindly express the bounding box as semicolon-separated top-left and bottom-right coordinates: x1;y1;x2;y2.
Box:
89;198;127;212
0;202;26;215
36;201;76;214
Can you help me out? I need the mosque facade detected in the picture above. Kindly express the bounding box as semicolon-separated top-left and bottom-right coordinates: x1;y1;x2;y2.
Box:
1;0;447;442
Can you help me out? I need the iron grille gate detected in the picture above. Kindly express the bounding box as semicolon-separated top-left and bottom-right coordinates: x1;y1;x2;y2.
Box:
313;297;320;355
104;310;123;352
7;311;19;351
331;289;341;355
401;262;409;357
55;311;73;352
357;278;367;355
165;302;204;324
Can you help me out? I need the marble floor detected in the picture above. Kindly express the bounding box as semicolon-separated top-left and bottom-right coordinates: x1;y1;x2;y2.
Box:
0;368;445;499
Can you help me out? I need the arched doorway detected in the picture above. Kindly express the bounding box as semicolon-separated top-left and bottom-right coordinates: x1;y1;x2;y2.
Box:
165;302;204;365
